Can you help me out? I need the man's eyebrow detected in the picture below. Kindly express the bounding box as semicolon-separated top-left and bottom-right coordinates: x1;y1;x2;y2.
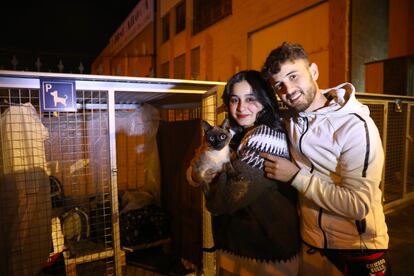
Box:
286;70;297;77
274;70;297;84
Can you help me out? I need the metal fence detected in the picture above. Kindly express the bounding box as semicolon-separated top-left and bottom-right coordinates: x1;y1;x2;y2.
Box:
358;93;414;210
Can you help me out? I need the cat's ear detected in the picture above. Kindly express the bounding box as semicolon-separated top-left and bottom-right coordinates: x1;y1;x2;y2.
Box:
201;120;212;132
221;118;231;130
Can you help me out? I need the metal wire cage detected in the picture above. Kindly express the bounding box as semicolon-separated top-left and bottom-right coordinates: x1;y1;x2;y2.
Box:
0;71;224;276
359;94;414;208
0;87;116;276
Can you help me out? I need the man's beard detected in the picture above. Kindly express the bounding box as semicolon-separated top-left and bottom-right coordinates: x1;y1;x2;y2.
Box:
289;84;317;113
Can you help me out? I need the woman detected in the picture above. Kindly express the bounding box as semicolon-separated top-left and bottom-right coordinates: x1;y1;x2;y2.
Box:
188;70;300;275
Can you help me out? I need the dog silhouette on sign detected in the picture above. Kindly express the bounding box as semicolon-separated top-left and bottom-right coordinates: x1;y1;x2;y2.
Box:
50;90;68;107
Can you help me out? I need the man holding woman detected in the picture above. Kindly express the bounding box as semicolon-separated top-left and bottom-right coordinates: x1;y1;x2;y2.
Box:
261;42;390;275
188;42;390;276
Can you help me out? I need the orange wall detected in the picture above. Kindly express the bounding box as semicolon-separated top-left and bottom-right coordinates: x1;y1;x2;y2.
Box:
388;0;414;58
365;62;384;93
94;0;352;87
156;0;350;86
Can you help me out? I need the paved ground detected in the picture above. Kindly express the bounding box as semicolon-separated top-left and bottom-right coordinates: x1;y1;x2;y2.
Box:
386;203;414;275
70;202;414;275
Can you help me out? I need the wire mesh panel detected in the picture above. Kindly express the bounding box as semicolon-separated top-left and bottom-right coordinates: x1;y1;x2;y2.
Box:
356;96;414;207
384;103;407;203
159;107;201;122
201;92;217;276
364;103;386;141
407;104;414;193
0;88;117;275
361;102;387;197
0;88;51;276
202;94;217;125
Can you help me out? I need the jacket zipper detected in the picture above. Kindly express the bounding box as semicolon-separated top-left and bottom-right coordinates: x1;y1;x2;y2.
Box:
298;117;308;155
298;117;314;173
300;117;327;247
318;208;328;249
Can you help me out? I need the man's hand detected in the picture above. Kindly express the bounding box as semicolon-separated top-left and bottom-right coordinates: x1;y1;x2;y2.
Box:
260;153;300;182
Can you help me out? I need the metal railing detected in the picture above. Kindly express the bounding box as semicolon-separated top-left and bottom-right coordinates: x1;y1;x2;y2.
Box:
357;93;414;210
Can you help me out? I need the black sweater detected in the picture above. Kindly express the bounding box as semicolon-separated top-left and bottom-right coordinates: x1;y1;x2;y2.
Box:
205;126;300;262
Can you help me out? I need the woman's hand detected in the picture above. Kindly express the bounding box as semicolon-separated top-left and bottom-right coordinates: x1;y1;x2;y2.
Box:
191;167;218;184
260;153;299;182
204;168;219;183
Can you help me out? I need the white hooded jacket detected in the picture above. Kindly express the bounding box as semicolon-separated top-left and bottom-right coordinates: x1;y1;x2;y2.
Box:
287;82;389;250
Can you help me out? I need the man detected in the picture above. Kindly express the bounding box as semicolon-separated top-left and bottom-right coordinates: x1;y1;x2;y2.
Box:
260;42;390;275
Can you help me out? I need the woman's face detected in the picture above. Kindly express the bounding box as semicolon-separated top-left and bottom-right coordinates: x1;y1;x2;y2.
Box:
228;80;264;128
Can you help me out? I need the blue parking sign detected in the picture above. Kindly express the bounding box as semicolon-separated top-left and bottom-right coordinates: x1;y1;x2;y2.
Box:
40;78;77;112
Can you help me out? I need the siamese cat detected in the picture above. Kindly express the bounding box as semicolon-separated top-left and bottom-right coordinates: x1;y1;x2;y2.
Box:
190;118;234;193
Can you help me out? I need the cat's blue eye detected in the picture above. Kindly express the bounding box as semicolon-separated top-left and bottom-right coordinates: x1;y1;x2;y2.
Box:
209;136;215;142
219;134;226;140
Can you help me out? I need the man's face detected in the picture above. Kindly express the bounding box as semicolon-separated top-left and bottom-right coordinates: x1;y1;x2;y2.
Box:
271;59;319;113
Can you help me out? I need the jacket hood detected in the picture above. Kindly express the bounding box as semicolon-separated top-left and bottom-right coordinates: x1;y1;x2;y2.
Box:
300;82;369;117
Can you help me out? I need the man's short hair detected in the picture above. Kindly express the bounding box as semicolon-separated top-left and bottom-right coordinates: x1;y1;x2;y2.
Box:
261;42;309;80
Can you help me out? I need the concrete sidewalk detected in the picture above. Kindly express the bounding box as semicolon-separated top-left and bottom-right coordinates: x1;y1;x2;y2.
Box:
386;203;414;275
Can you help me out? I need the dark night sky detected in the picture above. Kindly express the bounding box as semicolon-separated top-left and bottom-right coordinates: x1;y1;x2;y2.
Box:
0;1;139;72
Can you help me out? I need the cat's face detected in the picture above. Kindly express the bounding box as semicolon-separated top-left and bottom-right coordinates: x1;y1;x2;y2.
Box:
202;120;232;150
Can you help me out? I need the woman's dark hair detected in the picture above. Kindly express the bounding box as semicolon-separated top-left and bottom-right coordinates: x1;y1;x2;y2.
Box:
221;70;283;133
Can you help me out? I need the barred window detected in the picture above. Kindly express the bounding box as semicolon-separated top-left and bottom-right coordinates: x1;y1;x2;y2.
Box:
162;13;170;42
191;47;200;80
160;61;170;78
193;0;232;34
174;54;185;79
176;1;186;34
